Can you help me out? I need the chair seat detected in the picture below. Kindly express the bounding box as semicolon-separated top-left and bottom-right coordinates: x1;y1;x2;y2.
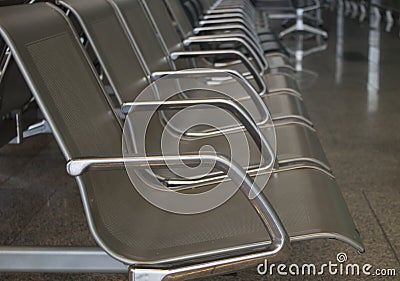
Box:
79;167;363;264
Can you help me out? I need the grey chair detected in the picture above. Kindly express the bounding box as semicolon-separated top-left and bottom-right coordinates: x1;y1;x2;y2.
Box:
0;4;364;280
59;0;332;174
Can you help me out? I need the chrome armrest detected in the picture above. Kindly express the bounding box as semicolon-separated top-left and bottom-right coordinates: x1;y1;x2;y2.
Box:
203;13;247;20
170;50;267;96
120;98;274;167
199;18;255;30
147;67;269;122
185;34;268;69
67;153;289;268
193;24;259;45
206;8;248;14
148;69;262;105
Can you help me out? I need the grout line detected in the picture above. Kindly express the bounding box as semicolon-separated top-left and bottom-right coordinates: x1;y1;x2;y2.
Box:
362;190;400;266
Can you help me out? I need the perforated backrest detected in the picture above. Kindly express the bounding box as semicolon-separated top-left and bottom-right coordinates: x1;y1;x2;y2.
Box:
0;3;122;160
164;0;196;39
141;0;185;54
59;0;150;105
108;0;175;74
140;0;196;70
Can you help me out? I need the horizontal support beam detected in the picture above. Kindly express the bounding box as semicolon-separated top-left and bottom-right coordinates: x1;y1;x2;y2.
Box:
0;246;127;273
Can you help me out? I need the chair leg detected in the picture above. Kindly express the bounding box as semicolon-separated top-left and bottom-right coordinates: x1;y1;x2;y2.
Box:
279;22;328;39
279;24;297;38
303;24;328;38
9;119;52;144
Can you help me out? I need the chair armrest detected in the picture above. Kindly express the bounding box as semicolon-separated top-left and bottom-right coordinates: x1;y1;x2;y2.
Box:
206;8;248;14
203;13;247;20
67;153;289;266
148;68;265;113
146;68;270;129
170;50;267;96
121;98;274;167
199;18;255;31
183;37;264;72
193;24;259;45
185;34;268;69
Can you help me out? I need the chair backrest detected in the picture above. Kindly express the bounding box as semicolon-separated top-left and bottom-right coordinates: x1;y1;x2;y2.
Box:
164;0;196;39
111;0;193;71
109;0;176;73
140;0;188;55
59;0;150;106
0;3;123;160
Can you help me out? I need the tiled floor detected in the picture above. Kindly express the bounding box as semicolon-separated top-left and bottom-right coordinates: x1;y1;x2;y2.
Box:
0;6;400;281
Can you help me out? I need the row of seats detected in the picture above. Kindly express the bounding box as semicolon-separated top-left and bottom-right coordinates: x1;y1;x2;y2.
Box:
0;0;363;280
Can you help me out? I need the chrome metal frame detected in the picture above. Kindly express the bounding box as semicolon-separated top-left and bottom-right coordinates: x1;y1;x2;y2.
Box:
202;12;248;20
199;18;255;30
0;247;127;273
206;8;248;15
